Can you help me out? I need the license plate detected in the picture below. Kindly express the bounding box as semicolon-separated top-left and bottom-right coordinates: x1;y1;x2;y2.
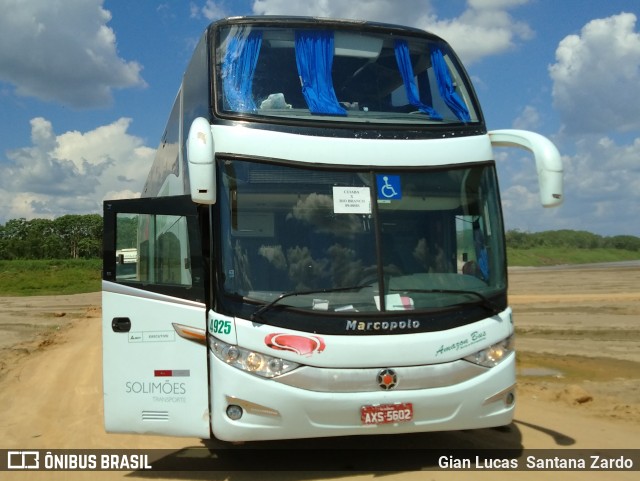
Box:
361;403;413;425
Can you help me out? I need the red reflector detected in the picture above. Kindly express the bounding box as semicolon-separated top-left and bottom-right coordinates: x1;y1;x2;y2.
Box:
154;369;190;377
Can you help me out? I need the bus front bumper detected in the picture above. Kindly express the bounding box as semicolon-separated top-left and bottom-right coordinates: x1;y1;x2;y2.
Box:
209;353;516;442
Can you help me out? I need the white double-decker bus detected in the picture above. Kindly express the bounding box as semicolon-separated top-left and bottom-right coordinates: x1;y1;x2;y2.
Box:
102;16;563;442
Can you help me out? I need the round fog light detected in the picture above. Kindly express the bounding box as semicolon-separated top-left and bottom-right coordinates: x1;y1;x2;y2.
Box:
505;392;515;406
226;404;243;420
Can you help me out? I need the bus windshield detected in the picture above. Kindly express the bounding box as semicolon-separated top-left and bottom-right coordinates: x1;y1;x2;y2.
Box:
215;24;479;125
219;159;505;317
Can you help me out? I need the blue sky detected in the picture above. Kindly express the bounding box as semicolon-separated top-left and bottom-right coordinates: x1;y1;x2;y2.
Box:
0;0;639;236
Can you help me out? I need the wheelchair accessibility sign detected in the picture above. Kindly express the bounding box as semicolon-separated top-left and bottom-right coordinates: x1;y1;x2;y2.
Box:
376;175;402;201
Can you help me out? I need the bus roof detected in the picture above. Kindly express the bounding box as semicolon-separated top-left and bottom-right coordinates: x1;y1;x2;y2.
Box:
208;15;445;41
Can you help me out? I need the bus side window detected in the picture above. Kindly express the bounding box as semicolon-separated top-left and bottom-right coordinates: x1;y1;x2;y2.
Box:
157;230;184;285
115;213;192;288
115;213;139;281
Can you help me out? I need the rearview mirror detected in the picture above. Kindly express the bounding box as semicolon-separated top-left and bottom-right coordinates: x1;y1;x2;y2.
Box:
187;117;216;204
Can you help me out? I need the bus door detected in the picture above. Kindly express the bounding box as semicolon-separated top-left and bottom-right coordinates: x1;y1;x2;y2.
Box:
102;196;210;438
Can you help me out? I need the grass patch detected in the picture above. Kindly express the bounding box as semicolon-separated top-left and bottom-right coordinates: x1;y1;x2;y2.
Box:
0;259;101;296
1;248;637;296
507;247;640;267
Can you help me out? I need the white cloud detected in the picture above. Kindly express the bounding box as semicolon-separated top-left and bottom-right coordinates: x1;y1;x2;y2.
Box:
467;0;528;9
252;0;432;26
423;1;533;64
0;118;154;223
568;136;640;199
549;12;640;135
512;105;541;130
561;137;640;234
247;0;533;64
196;0;231;21
497;135;640;235
194;0;537;63
0;0;145;108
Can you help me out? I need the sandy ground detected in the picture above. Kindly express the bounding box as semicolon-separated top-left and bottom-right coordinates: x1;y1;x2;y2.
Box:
0;264;638;480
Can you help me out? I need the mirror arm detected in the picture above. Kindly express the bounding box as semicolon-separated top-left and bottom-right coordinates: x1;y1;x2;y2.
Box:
489;129;563;208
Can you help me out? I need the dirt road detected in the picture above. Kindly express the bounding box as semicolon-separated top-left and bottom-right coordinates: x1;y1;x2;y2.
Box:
0;265;638;480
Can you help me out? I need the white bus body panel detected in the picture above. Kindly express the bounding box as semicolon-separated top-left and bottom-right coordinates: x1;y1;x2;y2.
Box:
102;282;210;438
208;309;515;442
201;127;515;441
212;125;495;167
209;349;515;442
233;310;513;368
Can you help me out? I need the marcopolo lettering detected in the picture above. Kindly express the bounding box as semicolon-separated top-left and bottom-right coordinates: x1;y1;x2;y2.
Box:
345;319;421;332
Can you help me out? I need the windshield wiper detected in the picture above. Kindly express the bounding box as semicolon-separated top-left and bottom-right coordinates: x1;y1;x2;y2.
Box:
250;284;373;321
389;288;502;316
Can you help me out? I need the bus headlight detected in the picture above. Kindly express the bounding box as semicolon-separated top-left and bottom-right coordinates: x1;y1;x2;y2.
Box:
209;337;300;378
464;335;514;367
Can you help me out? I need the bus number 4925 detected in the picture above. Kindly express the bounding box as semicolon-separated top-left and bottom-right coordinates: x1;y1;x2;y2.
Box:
211;319;232;335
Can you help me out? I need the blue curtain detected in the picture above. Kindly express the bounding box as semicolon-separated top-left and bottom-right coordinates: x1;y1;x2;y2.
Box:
294;31;346;116
473;219;490;282
221;30;263;112
394;40;442;119
430;46;471;122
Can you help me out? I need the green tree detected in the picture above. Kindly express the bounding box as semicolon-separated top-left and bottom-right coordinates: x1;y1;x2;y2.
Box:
0;214;103;260
0;218;29;259
605;235;640;251
53;214;103;259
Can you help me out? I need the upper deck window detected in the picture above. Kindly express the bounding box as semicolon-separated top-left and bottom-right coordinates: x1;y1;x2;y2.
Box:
215;24;479;125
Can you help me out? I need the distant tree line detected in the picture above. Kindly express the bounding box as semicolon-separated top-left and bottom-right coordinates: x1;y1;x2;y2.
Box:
506;229;640;251
0;215;102;260
1;216;639;261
